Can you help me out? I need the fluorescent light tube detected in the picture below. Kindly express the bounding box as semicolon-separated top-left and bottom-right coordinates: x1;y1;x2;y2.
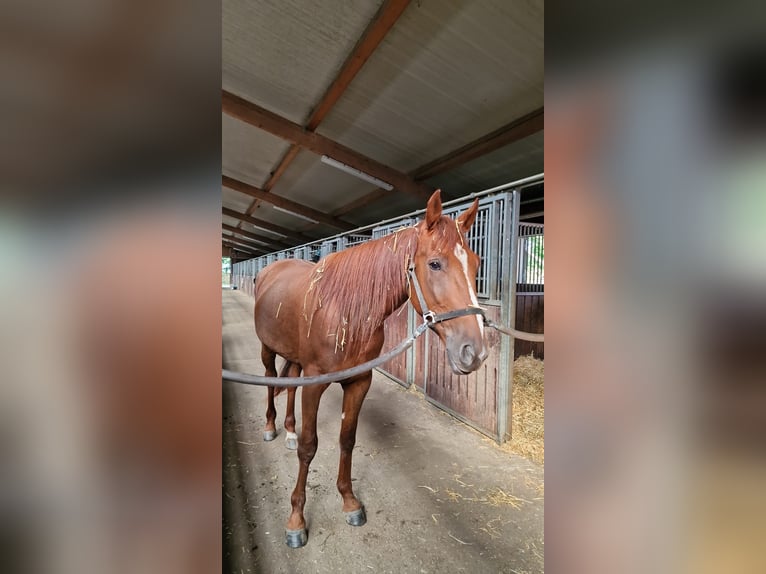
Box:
272;206;318;223
320;155;394;190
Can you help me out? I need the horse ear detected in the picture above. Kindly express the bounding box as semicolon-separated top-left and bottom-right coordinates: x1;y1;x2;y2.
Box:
457;198;479;233
425;189;442;230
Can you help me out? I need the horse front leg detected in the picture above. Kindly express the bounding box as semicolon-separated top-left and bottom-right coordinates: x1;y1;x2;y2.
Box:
285;380;330;548
337;373;372;526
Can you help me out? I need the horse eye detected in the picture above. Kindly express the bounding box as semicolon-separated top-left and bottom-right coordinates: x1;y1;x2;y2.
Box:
428;260;442;271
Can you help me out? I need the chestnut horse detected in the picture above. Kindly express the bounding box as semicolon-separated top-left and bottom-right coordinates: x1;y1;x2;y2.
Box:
253;190;487;548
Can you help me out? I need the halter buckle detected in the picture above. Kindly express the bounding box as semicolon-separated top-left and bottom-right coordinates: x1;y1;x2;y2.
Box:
423;311;436;324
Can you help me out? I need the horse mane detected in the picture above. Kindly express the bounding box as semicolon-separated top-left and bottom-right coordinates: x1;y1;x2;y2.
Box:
302;226;419;356
301;216;469;357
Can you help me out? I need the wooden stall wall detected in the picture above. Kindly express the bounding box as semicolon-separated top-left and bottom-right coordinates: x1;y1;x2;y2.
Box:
423;304;503;437
378;305;411;386
514;294;543;359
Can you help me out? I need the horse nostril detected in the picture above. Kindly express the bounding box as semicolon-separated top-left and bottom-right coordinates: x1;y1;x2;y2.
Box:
460;344;475;365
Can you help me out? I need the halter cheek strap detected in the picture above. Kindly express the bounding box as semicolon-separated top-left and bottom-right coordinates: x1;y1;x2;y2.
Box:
407;265;485;327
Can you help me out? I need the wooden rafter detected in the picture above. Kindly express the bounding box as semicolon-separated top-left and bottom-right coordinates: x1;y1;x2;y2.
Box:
242;0;411;218
221;232;269;253
331;188;398;217
223;90;432;201
222;223;292;251
224;175;354;231
332;107;544;217
222;207;310;243
222;239;259;255
305;0;411;131
411;108;544;181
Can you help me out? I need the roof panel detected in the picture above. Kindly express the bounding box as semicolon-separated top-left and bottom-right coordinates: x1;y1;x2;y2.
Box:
246;202;337;240
222;214;242;227
223;0;385;124
318;0;543;171
271;149;379;213
426;131;544;196
222;186;254;212
223;113;291;188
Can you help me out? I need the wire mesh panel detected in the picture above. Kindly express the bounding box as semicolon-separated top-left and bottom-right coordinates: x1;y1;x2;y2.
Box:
320;237;346;257
371;218;415;239
442;200;495;299
345;233;372;247
516;223;544;293
293;245;321;260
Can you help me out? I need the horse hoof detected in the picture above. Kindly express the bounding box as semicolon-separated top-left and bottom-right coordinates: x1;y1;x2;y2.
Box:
285;528;307;548
263;430;276;442
285;431;298;450
345;507;367;527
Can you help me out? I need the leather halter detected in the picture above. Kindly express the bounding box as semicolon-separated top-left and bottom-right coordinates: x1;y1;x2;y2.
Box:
407;265;485;327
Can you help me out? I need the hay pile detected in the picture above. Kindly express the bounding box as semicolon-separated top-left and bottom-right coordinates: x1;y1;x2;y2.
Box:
506;354;544;464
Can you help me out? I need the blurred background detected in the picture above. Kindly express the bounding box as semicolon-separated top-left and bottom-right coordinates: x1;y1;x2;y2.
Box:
546;1;766;573
1;0;765;572
0;1;221;573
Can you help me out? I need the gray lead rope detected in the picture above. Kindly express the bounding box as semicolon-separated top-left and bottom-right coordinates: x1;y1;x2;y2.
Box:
222;266;542;387
222;321;430;387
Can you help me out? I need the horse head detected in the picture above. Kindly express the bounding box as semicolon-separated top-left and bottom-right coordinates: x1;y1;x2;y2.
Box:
411;190;488;375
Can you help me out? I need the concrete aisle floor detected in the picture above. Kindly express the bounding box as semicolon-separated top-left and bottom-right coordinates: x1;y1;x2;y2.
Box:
223;290;543;574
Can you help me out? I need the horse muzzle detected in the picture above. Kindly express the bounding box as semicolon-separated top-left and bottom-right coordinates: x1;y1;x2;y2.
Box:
446;341;488;375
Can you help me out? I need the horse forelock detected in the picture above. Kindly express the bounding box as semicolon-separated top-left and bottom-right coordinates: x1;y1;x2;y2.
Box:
305;227;418;356
426;215;468;254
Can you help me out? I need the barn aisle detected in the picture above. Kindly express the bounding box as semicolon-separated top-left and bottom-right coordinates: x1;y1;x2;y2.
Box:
223;290;543;574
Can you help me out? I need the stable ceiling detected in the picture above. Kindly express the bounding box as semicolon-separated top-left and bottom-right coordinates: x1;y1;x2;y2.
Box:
222;0;544;258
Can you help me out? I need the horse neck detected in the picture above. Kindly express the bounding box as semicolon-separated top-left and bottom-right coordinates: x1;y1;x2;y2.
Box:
308;227;418;349
365;228;418;322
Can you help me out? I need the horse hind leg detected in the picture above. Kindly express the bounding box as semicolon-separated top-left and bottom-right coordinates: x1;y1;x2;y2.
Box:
337;373;372;527
281;362;301;450
261;346;278;442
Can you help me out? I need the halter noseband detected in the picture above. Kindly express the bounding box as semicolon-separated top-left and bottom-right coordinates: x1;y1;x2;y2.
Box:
407;265;485;327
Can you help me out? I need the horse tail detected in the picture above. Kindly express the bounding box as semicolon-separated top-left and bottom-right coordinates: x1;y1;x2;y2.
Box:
273;360;295;396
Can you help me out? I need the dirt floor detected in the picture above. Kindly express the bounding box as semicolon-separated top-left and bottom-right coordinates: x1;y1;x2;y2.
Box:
223;290;544;574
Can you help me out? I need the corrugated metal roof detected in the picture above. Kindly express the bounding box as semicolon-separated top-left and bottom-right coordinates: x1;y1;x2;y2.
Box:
271;149;379;213
316;0;543;171
426;131;544;196
223;0;384;123
222;113;290;187
222;186;253;213
223;0;544;252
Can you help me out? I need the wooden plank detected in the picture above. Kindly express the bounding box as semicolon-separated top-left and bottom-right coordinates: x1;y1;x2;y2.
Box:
244;145;304;216
423;305;502;437
223;175;355;231
222;90;433;201
261;145;301;192
514;294;544;358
